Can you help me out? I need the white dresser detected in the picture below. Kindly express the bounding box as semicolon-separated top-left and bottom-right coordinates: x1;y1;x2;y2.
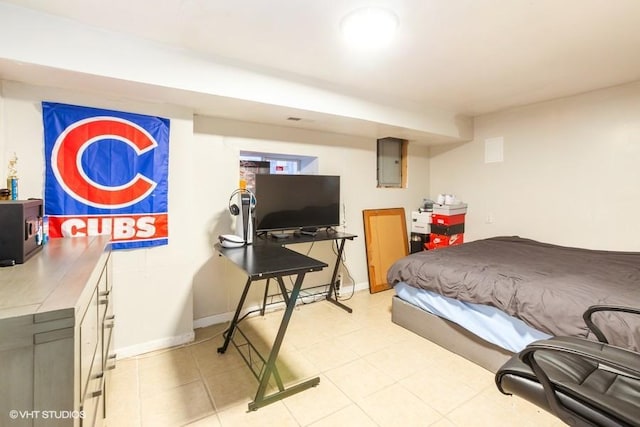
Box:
0;236;114;427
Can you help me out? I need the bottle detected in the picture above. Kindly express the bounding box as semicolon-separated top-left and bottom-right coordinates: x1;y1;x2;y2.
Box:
36;216;44;246
7;152;18;200
42;215;49;244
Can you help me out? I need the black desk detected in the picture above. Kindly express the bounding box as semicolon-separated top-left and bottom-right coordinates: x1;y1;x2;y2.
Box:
254;230;356;313
216;230;355;411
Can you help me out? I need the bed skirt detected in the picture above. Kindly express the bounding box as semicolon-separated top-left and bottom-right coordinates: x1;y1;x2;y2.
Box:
391;296;513;373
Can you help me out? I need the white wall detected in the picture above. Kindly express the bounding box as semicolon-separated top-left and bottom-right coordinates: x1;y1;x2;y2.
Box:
0;80;431;355
190;116;431;323
0;81;197;357
430;81;640;250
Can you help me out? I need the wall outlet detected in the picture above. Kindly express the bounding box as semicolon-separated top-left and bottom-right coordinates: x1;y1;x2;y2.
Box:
336;273;343;296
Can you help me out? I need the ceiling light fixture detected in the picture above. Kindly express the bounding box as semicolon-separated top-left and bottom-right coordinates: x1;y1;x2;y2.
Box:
340;7;398;50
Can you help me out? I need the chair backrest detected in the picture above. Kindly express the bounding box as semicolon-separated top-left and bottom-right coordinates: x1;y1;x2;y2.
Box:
495;336;640;427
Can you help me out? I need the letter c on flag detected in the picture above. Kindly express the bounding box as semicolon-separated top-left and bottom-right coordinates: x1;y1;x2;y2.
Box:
52;117;158;209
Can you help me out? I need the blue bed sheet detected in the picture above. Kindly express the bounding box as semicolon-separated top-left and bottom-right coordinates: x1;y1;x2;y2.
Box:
395;282;551;353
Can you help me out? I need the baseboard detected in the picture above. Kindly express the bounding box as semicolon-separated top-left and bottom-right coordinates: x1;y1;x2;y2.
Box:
193;312;232;330
194;283;370;329
114;331;195;359
193;302;265;329
352;281;369;293
336;281;369;297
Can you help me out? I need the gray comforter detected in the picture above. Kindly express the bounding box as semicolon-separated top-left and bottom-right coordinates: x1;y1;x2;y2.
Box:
387;236;640;351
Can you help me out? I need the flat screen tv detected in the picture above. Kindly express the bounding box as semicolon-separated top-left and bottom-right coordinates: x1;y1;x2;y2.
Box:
254;174;340;233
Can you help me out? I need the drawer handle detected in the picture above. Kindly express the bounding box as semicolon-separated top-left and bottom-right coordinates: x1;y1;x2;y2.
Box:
106;315;115;321
105;322;115;329
99;290;110;297
92;372;104;380
108;353;117;360
99;299;108;305
106;354;117;370
90;389;103;398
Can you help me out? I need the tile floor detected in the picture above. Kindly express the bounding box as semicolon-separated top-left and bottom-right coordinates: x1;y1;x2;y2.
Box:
106;289;566;426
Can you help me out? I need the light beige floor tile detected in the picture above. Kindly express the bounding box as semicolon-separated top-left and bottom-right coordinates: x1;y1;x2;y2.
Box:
184;413;222;426
106;363;140;425
399;365;483;415
244;309;287;334
282;322;337;350
203;365;260;412
106;410;141;427
217;401;299;427
274;347;321;386
299;337;360;372
111;289;569;427
308;403;378;427
324;358;395;400
190;338;246;377
282;374;351;426
439;352;495;392
363;337;450;381
194;323;229;342
334;323;408;357
111;357;138;376
137;347;201;397
106;361;141;427
283;302;362;350
139;380;214;427
430;417;458;427
447;387;566;427
357;383;443;427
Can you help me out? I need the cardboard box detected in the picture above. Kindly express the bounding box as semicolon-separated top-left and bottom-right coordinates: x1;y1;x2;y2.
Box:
432;203;468;216
411;211;431;234
431;213;465;226
426;233;464;250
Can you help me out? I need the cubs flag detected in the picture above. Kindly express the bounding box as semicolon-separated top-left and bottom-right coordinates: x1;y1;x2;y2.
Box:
43;102;170;250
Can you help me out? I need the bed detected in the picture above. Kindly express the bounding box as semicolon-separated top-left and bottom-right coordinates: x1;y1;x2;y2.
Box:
387;236;640;372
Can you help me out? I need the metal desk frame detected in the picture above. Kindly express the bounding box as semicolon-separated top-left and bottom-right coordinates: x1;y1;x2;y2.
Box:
216;244;328;411
258;230;357;314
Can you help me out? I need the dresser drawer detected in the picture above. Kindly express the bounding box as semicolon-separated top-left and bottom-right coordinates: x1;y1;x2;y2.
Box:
79;287;99;399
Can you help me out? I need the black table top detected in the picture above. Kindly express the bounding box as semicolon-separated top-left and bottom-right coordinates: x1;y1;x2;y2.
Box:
216;244;328;280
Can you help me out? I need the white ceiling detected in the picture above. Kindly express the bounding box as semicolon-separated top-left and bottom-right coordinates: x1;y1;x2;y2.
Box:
2;0;640;126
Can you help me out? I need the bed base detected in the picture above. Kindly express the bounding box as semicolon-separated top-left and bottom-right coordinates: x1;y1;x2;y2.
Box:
391;296;513;373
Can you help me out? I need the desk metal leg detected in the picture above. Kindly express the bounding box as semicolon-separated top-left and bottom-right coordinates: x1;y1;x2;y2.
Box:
326;238;353;313
275;276;290;306
249;272;320;411
217;277;252;354
261;277;291;316
260;278;271;316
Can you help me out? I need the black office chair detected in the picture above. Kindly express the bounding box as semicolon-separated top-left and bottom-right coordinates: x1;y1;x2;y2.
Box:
495;305;640;427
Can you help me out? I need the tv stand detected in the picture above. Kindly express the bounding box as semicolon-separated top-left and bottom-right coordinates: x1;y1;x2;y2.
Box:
270;231;291;240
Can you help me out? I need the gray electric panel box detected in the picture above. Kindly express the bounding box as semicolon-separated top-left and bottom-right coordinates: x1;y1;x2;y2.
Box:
377;137;403;187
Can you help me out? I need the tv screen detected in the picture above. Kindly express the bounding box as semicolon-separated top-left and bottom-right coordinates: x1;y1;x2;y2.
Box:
254;174;340;233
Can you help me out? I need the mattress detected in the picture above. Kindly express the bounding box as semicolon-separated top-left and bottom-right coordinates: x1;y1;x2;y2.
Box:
394;282;551;353
388;236;640;351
